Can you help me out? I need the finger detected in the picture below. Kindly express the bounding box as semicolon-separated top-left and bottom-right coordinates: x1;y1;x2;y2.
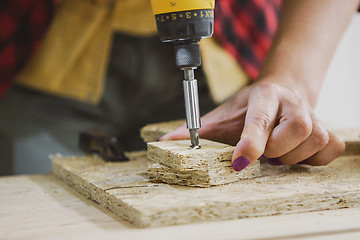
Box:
304;131;345;166
160;103;247;145
160;86;250;144
197;108;247;145
264;100;313;158
159;123;188;141
278;117;329;165
232;85;279;171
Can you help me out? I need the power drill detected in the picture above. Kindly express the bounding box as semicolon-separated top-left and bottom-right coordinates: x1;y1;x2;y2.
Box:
151;0;215;148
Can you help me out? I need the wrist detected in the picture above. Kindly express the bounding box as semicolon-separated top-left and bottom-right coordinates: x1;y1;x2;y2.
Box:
256;42;324;108
255;73;318;108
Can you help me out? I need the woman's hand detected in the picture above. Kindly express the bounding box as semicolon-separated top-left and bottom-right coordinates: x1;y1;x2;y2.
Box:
161;0;358;171
160;80;345;171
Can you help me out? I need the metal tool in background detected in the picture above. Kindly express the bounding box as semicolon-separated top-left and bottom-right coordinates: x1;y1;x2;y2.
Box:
151;0;215;148
79;130;129;162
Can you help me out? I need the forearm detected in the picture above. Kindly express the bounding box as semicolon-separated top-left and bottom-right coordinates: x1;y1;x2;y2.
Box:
258;0;359;107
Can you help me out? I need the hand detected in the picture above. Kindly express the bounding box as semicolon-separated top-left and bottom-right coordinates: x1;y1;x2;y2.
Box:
160;80;345;171
161;0;357;171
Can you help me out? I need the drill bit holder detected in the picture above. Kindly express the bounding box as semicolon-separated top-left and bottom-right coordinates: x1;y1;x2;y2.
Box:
175;42;202;148
183;68;201;148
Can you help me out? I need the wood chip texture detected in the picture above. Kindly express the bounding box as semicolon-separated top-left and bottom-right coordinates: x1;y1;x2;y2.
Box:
53;153;360;228
147;139;260;187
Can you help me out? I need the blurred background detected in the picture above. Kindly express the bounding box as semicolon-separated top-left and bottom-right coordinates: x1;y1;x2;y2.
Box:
315;15;360;129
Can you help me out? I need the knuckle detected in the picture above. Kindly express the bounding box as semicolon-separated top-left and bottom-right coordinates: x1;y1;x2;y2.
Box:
249;113;273;131
289;114;312;138
255;83;280;96
312;127;330;150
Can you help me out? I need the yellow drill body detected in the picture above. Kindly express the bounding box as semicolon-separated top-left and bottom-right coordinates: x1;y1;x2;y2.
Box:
151;0;215;15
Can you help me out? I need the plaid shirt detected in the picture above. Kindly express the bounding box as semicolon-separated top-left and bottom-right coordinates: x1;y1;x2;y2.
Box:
0;0;281;97
0;0;55;97
214;0;282;80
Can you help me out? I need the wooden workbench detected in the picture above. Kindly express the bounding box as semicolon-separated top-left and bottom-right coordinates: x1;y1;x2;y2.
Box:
1;173;360;239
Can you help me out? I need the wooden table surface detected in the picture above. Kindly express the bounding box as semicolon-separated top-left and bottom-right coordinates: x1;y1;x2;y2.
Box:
1;174;360;240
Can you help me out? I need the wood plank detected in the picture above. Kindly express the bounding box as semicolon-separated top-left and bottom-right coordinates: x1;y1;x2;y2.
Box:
147;139;260;187
2;174;360;239
52;153;360;228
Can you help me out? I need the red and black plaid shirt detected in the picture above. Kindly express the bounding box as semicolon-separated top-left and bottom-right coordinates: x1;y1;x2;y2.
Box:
0;0;55;97
0;0;279;98
214;0;282;80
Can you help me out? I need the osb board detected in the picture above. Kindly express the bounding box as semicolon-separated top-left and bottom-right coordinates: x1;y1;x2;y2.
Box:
140;120;360;155
147;140;260;187
52;153;360;228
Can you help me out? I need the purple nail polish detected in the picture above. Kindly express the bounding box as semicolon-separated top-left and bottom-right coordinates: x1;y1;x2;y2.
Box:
156;137;161;142
232;156;250;171
267;158;283;166
297;159;309;165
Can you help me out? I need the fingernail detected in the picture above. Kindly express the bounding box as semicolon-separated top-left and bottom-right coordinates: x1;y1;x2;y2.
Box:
267;158;283;166
297;159;309;165
232;156;250;171
156;137;161;142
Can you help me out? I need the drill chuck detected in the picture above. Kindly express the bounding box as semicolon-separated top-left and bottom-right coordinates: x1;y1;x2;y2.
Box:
175;42;201;69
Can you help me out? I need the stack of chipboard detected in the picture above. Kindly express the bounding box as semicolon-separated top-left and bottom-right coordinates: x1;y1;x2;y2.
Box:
147;139;261;187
